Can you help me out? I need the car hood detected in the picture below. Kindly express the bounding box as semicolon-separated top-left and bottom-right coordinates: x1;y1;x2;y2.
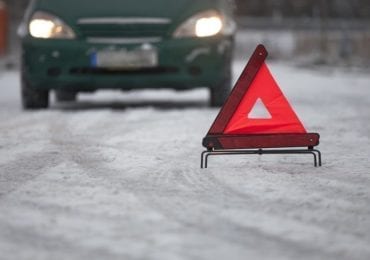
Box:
35;0;217;23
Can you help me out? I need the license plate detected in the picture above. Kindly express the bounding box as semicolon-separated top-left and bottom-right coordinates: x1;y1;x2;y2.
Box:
91;49;158;69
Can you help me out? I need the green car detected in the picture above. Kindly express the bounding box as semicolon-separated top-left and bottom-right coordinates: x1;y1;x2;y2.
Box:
19;0;236;109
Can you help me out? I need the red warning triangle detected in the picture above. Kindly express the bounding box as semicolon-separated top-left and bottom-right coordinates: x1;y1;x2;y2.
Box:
202;44;321;167
208;44;306;135
225;63;306;134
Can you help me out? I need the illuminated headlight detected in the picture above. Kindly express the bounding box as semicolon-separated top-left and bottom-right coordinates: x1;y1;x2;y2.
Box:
29;11;75;39
195;17;223;37
173;10;235;38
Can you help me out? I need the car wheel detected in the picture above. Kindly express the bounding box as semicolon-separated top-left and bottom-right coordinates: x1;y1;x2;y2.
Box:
21;73;49;110
209;75;231;107
55;90;77;102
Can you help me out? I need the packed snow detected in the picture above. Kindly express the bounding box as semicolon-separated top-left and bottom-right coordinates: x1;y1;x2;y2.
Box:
0;59;370;260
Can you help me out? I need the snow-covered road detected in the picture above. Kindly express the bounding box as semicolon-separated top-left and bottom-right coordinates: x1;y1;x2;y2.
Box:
0;61;370;260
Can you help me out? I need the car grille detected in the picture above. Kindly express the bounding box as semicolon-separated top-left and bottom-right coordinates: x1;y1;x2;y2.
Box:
77;19;171;38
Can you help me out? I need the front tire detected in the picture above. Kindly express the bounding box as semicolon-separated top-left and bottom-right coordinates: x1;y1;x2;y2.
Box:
209;76;231;107
209;47;233;107
21;73;49;109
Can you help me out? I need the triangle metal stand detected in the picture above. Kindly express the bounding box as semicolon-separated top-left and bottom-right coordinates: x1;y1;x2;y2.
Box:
201;147;322;168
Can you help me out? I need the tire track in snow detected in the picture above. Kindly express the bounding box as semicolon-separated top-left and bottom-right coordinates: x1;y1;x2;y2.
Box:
10;107;367;260
41;111;337;259
0;151;60;197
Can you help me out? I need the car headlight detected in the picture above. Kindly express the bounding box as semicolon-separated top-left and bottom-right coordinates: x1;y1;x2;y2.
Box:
29;11;76;39
173;10;235;38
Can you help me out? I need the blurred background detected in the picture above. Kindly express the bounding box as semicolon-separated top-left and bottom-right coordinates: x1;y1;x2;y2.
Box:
0;0;370;69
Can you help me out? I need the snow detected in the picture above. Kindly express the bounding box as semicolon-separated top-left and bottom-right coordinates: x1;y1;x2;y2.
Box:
0;59;370;260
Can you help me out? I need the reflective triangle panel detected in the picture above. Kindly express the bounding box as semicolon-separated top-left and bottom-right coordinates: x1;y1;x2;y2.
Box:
224;63;306;134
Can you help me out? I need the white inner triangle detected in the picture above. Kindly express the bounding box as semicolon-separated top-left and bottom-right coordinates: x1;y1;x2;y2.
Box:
248;98;272;119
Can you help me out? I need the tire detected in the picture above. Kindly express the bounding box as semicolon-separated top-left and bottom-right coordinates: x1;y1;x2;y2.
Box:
21;72;49;109
209;46;233;107
209;76;231;107
55;90;77;102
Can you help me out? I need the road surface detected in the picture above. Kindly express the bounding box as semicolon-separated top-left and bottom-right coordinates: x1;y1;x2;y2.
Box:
0;61;370;260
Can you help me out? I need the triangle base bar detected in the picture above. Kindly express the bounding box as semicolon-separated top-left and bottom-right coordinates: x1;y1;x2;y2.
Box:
201;133;321;168
200;148;322;168
203;133;320;150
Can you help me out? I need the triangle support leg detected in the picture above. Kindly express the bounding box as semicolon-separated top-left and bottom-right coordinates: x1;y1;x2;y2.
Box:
200;148;322;168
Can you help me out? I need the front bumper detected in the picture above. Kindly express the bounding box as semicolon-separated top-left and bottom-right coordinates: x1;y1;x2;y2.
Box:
21;36;233;91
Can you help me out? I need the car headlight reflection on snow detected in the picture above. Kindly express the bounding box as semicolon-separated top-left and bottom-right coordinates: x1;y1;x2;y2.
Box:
173;10;235;38
29;11;76;39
